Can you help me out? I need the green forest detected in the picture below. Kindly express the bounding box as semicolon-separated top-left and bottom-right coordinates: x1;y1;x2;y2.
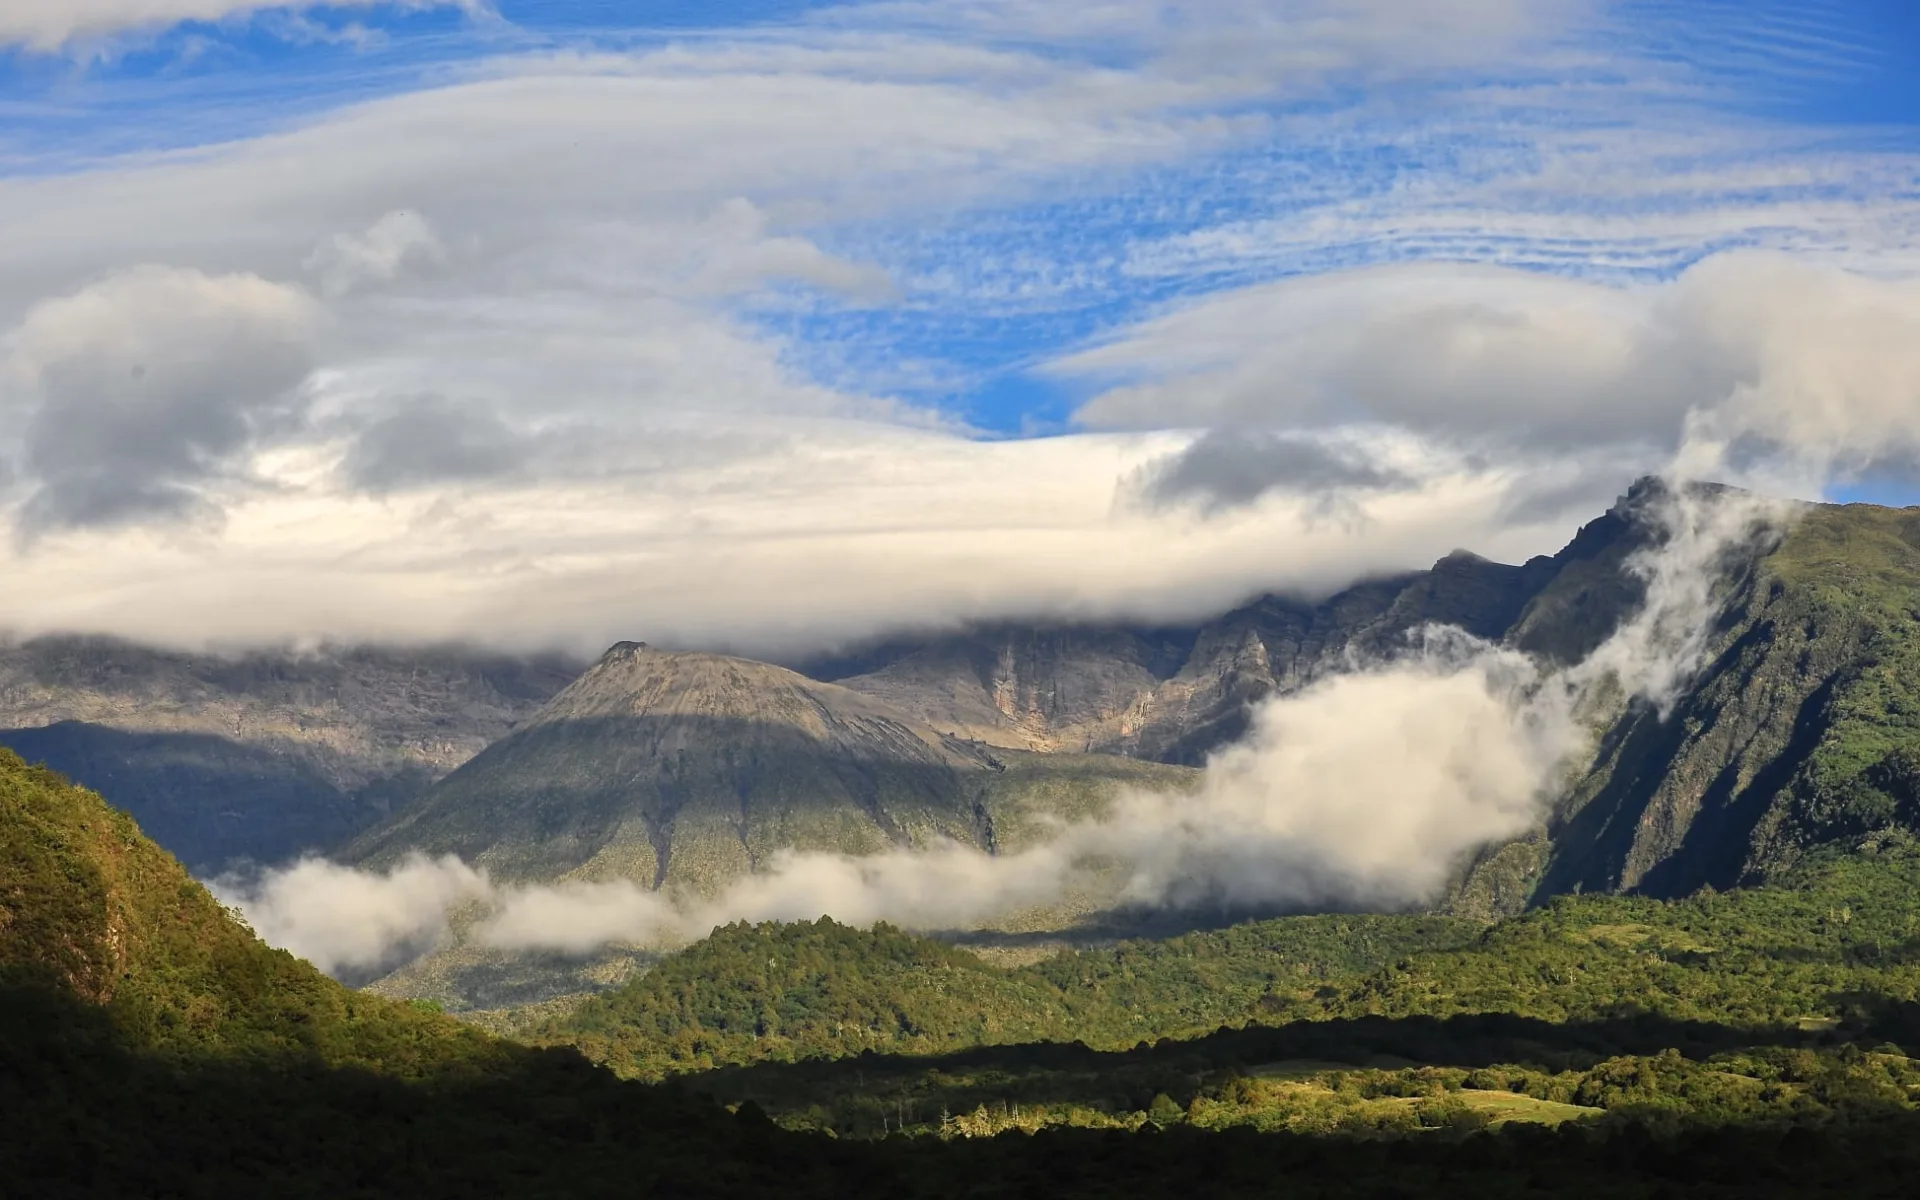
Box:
9;745;1920;1196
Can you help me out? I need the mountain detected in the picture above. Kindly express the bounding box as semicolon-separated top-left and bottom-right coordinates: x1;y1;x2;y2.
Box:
0;484;1655;886
19;480;1920;942
800;484;1920;910
350;640;1195;892
0;637;580;873
8;688;1920;1197
1525;499;1920;900
800;517;1622;765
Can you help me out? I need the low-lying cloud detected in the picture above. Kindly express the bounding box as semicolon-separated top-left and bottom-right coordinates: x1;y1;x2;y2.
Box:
211;852;488;976
216;638;1568;972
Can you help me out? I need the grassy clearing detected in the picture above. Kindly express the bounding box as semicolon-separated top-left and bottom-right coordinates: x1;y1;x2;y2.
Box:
1449;1091;1602;1126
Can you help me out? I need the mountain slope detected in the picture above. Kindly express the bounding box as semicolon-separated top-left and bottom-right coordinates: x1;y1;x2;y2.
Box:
351;641;1196;891
795;485;1920;912
0;746;507;1072
0;637;580;873
803;526;1613;765
0;747;941;1199
1529;501;1920;901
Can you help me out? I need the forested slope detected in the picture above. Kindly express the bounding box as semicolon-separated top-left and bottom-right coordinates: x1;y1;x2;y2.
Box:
13;702;1920;1196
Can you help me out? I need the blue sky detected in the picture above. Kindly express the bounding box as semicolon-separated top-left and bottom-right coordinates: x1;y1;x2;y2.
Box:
7;1;1915;433
0;1;1918;650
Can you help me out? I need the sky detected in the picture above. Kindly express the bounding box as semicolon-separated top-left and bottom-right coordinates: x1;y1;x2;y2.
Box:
0;0;1918;657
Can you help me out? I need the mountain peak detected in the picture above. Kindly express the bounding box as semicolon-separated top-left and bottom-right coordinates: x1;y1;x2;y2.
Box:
1610;474;1749;523
557;641;913;733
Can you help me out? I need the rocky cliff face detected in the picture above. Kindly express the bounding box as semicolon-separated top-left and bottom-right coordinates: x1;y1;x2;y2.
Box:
803;520;1619;765
1528;502;1920;901
349;642;1195;892
0;637;580;873
799;485;1920;911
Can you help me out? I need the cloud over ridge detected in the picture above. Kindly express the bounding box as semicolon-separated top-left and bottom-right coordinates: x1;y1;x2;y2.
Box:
217;474;1789;974
13;0;1920;972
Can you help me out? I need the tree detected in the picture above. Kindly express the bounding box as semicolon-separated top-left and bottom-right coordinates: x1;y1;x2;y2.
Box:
1148;1094;1184;1126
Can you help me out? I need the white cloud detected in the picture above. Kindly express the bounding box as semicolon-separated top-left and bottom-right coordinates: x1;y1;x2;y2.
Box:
0;30;1252;457
0;1;477;53
1;251;1913;652
1063;253;1920;493
1;266;321;536
211;852;489;975
305;209;446;298
0;423;1607;655
838;0;1598;88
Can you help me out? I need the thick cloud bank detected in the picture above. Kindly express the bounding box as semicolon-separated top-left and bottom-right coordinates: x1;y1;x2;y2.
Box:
0;253;1906;658
1069;255;1920;495
216;482;1783;974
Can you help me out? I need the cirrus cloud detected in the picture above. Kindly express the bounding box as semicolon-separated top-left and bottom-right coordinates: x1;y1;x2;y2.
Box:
0;0;482;53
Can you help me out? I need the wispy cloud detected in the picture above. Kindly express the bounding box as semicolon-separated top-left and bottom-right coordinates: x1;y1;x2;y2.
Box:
0;1;485;55
0;1;1914;650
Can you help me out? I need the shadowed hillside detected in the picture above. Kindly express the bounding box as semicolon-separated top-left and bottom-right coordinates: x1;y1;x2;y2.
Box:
0;745;511;1072
0;638;580;873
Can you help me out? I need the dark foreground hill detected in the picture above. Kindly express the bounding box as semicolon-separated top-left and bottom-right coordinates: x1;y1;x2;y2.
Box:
0;746;802;1195
12;746;1920;1198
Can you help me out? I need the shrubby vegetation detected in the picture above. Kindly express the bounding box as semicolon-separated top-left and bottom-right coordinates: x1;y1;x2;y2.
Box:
0;748;511;1077
1725;505;1920;862
540;913;1480;1077
1287;839;1920;1029
520;830;1920;1180
686;1017;1920;1144
17;743;1920;1195
539;840;1920;1083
